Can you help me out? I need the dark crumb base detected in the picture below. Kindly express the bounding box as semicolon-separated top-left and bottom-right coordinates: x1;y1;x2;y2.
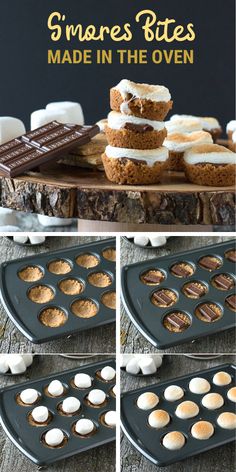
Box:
105;126;167;149
102;154;167;185
110;88;173;121
167;151;184;171
184;163;235;186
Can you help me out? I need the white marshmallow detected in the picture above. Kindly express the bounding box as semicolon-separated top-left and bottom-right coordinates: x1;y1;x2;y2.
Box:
150;355;163;369
134;236;149;246
189;377;211;394
0;117;26;144
184;146;236;165
30;109;69;131
232;130;236;143
114;79;171;103
45;428;64;446
46;102;84;125
0;225;20;231
37;215;73;227
120;354;134;367
164;385;184;401
104;410;116;427
8;354;26;374
226;120;236;133
100;366;116;381
48;380;64;396
138;357;157;375
0;208;17;226
74;373;92;389
126;358;140;375
32;406;49;423
164;131;213;153
0;355;9;373
88;389;106;405
165;117;202;134
20;388;38;404
28;236;46;245
96;118;108;132
75;418;94;435
13;235;28;244
62;397;80;414
21;354;33;368
149;236;167;247
108;111;165;131
105;145;169;166
112;385;117;396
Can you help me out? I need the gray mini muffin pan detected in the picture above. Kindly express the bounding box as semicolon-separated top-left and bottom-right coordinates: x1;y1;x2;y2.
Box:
0;238;116;344
121;363;236;467
121;240;235;349
0;358;116;467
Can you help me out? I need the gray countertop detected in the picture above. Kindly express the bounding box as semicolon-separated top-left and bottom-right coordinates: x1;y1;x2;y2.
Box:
121;354;236;472
0;355;115;472
120;236;236;353
0;236;116;354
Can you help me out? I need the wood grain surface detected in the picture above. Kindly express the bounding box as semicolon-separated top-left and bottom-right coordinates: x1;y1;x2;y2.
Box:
0;165;235;225
0;236;116;354
0;354;115;472
121;354;236;472
120;236;236;353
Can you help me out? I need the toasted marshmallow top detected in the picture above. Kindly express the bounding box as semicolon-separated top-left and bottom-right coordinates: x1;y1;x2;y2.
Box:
226;120;236;132
227;386;236;403
232;130;236;143
165;117;202;134
105;145;169;166
162;431;185;450
107;111;165;131
164;131;213;152
217;412;236;429
137;392;159;410
184;144;236;165
213;371;232;386
191;421;214;440
114;79;171;102
148;409;170;428
170;114;220;130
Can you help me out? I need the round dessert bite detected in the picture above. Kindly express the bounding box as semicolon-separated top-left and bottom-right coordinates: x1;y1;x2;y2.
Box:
148;409;170;428
29;406;51;426
18;266;44;282
140;269;165;286
195;302;222;323
225;294;236;312
47;380;64;397
101;291;116;309
106;111;167;150
183;143;236;186
166;117;202;135
59;278;84;295
164;385;184;402
102;145;169;185
48;259;72;275
227;386;236;403
202;392;224;410
162;431;185;450
225;249;236;263
71;299;98;318
74;418;95;436
44;428;66;447
111;385;116;397
151;289;177;308
175;400;199;419
163;311;191;333
137;392;159;410
110;79;173;121
19;388;39;405
213;371;232;386
182;281;207;299
88;271;112;288
170;262;194;278
60;397;81;415
164;131;213;171
87;389;107;406
28;285;54;304
198;255;222;271
226;120;236;140
217;412;236;430
102;247;116;262
39;307;67;328
99;365;116;382
103;410;116;427
73;373;92;389
189;377;211;394
198;117;222;142
76;253;100;269
211;273;235;291
191;421;214;440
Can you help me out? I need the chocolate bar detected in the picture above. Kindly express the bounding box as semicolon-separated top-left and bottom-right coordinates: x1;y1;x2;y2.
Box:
0;121;99;177
153;291;172;305
185;283;205;296
143;274;162;284
166;314;186;329
226;295;236;310
171;265;190;277
199;304;219;321
214;274;233;290
199;257;219;270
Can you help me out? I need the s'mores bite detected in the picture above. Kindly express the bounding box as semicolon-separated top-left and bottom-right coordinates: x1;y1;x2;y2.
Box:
164;131;213;171
183;143;236;186
110;79;173;120
170;114;222;142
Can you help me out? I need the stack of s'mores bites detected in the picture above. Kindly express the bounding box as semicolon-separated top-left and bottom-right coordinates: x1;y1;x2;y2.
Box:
102;79;173;184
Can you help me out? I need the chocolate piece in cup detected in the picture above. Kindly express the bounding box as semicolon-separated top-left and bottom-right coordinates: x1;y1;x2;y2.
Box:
171;262;194;278
225;294;236;312
18;266;44;282
225;249;236;263
151;289;177;307
140;269;165;286
212;274;235;291
182;281;207;299
195;302;222;323
163;311;191;332
198;255;222;271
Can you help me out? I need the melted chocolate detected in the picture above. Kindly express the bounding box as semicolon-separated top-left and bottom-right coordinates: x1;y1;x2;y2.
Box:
124;123;154;133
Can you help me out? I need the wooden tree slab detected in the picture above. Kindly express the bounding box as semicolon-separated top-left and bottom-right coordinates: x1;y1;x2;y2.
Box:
0;164;235;225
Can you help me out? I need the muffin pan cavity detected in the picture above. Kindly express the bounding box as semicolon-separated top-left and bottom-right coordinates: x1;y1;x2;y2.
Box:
121;363;236;466
0;238;116;343
0;359;116;466
121;240;236;349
